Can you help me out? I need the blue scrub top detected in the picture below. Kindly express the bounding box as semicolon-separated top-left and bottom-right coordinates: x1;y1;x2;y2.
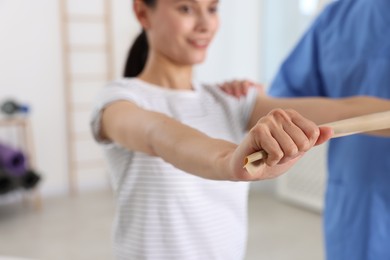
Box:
269;0;390;259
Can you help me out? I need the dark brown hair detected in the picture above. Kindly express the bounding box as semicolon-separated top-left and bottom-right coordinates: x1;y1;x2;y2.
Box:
123;0;157;77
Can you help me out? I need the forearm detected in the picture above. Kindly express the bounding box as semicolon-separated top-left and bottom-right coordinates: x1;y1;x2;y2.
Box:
147;114;237;180
102;101;237;180
250;95;390;129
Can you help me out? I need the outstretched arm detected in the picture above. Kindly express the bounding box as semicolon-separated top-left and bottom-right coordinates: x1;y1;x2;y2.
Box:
247;95;390;136
100;101;332;181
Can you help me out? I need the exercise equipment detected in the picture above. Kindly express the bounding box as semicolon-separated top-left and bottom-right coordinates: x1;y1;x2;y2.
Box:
1;100;29;116
0;143;26;176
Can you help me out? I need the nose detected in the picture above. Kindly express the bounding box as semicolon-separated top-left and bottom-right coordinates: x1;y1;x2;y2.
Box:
195;11;213;33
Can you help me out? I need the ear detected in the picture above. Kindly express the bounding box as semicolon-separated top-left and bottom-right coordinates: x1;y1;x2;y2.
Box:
133;0;151;30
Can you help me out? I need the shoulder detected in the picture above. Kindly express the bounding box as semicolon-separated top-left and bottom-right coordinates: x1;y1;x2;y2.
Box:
198;83;249;108
100;78;163;99
199;83;235;101
104;78;144;91
199;82;258;123
199;82;258;105
93;78;156;111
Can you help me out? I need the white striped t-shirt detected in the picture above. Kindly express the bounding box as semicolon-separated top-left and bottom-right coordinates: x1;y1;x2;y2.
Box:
91;78;258;260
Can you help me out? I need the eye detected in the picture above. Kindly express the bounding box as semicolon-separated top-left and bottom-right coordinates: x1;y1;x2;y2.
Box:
178;4;193;14
208;5;218;14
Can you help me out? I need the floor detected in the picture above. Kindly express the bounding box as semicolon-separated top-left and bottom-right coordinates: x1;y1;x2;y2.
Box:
0;189;324;260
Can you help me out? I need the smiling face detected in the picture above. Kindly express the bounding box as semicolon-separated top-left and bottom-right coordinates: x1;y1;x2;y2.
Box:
138;0;220;66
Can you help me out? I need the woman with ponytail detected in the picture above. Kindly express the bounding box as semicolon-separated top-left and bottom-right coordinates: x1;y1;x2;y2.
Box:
91;1;390;259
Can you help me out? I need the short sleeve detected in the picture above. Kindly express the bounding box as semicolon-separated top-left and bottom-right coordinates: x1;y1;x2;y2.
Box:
90;80;144;145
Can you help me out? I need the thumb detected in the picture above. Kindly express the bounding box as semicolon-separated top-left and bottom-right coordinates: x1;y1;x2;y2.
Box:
315;126;334;146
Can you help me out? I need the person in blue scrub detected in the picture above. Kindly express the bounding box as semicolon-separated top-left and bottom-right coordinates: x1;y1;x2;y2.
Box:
269;0;390;259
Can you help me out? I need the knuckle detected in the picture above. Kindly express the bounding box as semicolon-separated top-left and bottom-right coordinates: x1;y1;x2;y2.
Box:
297;140;311;152
269;108;289;121
285;108;298;115
269;108;283;116
251;123;269;136
284;146;298;157
309;127;320;139
284;109;300;119
259;114;273;124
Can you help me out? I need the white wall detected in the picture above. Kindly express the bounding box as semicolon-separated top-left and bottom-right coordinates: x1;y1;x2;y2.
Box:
0;0;267;197
111;0;139;79
0;0;67;196
195;0;264;84
262;0;316;84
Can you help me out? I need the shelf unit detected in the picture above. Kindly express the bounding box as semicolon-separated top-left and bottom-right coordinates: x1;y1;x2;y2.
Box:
0;117;42;210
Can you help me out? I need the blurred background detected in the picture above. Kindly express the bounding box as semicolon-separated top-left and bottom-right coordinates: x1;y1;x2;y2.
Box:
0;0;333;259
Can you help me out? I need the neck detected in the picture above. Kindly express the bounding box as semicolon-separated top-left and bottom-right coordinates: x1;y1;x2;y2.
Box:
138;52;194;90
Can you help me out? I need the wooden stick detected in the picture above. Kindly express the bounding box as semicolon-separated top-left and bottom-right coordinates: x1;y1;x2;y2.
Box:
244;110;390;173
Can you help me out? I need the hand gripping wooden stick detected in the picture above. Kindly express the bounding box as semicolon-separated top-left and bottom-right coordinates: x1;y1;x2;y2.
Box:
244;110;390;174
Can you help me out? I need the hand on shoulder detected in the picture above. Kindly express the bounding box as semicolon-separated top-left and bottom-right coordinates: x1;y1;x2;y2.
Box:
219;79;265;98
